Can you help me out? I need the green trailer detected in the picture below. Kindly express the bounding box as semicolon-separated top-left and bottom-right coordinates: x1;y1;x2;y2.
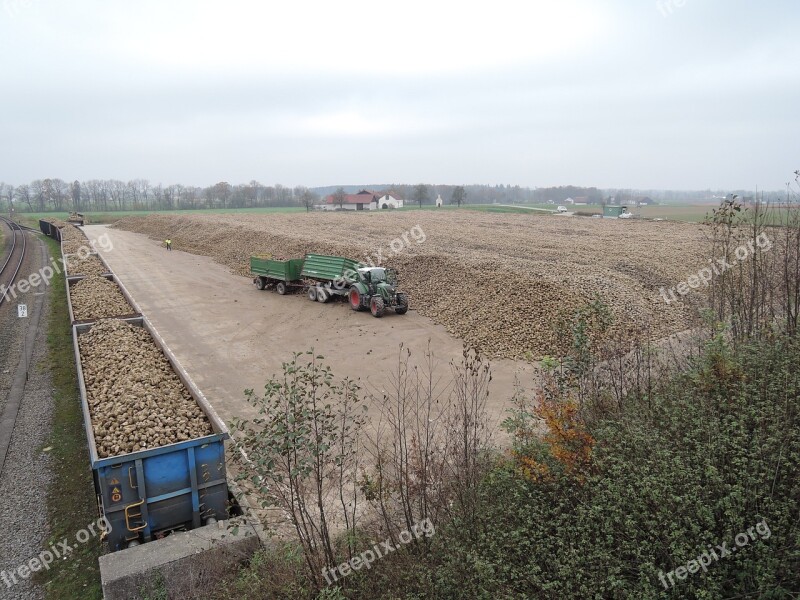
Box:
300;253;362;303
301;254;361;284
250;256;305;295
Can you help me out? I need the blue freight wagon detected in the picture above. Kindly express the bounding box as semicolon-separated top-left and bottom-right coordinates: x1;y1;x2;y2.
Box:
72;317;231;551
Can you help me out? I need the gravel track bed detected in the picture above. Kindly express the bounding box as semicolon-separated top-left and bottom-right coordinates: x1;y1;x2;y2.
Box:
0;270;51;600
0;228;41;419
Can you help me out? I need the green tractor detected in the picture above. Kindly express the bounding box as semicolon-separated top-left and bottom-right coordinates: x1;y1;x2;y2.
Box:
347;266;408;318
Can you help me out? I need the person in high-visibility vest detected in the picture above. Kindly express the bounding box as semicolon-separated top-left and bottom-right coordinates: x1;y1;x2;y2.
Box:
165;239;172;251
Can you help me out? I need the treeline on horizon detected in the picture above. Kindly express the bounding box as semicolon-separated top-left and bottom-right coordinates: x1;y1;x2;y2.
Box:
0;178;785;213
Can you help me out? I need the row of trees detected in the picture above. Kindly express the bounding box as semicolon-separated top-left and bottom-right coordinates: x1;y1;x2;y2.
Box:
0;179;321;213
0;180;535;213
2;178;784;214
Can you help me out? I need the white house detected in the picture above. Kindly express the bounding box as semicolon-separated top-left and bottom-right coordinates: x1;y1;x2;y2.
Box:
374;193;404;209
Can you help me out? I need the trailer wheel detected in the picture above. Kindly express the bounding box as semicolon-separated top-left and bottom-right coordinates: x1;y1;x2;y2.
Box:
316;287;330;303
395;293;409;315
276;282;287;295
370;296;385;318
349;288;362;311
308;287;318;301
255;277;266;290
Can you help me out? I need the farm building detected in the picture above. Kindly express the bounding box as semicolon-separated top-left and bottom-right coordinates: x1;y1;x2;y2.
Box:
322;190;404;211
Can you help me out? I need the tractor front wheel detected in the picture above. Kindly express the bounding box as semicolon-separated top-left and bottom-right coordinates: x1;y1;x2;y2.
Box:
349;288;362;311
395;293;408;315
370;296;385;318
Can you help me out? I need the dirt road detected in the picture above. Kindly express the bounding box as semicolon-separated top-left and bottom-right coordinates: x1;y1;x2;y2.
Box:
84;226;533;436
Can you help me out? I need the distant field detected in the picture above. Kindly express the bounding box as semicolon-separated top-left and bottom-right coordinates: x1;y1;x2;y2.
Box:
16;202;791;225
636;205;714;222
19;204;542;223
508;203;793;224
507;203;709;221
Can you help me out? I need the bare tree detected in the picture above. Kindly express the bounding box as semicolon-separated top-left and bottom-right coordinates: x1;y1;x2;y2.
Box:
296;186;317;212
450;185;466;207
71;180;81;211
51;178;69;211
212;181;232;209
332;186;346;210
413;183;429;208
14;184;33;212
0;183;14;213
109;180;126;210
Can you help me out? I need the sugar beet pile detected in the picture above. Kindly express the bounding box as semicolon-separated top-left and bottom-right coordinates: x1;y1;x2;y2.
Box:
114;212;710;359
78;319;212;458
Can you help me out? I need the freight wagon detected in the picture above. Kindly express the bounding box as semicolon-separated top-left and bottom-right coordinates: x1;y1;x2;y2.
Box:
57;231;233;552
39;218;62;241
72;317;231;551
65;272;141;324
63;252;114;280
251;253;408;317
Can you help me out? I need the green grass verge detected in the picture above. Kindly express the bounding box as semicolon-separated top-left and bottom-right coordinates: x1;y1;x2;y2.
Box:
33;236;103;599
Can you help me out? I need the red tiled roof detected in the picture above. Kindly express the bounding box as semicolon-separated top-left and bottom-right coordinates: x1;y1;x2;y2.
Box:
375;192;401;200
325;193;377;204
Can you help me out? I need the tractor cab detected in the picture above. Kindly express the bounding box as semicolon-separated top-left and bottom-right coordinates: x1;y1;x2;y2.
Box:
351;267;407;317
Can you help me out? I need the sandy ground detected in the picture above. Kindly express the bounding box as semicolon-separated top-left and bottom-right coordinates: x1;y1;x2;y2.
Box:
84;225;534;437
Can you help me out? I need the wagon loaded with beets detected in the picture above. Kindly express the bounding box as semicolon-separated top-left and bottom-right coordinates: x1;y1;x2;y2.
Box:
250;253;409;318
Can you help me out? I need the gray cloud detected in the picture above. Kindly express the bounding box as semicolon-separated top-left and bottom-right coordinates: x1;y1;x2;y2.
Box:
1;0;798;189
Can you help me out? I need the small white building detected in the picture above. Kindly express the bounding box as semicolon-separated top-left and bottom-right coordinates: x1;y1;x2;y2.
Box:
435;194;443;207
374;193;404;209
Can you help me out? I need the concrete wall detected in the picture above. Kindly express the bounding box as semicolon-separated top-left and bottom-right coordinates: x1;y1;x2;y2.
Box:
100;518;260;600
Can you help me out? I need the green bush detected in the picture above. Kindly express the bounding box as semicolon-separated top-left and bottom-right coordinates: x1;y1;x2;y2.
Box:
212;334;799;599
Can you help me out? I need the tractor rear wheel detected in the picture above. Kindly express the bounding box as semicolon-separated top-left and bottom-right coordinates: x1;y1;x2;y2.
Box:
276;282;287;295
395;293;408;315
370;296;385;318
255;277;266;290
349;288;362;310
307;287;318;301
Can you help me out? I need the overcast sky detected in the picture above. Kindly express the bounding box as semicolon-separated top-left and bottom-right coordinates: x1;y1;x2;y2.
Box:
1;0;798;190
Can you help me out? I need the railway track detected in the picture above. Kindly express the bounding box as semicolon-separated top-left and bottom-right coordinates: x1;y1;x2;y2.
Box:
0;216;27;307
